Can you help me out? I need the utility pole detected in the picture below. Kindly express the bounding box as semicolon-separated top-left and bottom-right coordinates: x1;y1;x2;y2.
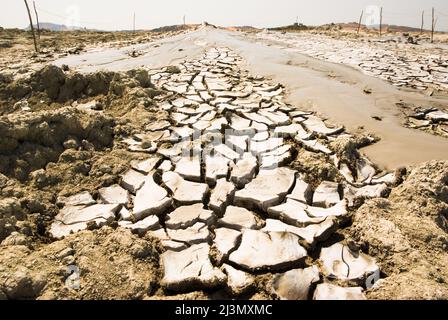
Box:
431;7;435;43
133;12;136;33
357;10;364;35
33;1;40;40
183;15;186;25
420;10;424;35
23;0;38;53
379;7;383;37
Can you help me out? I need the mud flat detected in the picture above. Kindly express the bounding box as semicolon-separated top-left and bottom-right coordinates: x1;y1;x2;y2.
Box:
255;31;448;92
0;27;447;300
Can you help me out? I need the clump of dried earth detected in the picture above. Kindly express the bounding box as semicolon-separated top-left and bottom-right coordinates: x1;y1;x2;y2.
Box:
0;40;447;300
348;160;448;299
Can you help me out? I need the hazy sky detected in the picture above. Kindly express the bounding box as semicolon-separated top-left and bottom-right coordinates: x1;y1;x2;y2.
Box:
2;0;448;31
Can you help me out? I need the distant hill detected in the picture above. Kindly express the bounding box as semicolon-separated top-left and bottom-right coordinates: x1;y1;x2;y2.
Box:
269;23;310;31
25;22;89;31
226;26;261;32
150;24;198;33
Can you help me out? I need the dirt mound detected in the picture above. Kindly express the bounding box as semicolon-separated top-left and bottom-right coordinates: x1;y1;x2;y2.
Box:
291;149;340;187
348;160;448;299
1;65;112;105
0;227;162;300
0;106;114;181
0;63;168;182
330;133;379;164
0;65;158;114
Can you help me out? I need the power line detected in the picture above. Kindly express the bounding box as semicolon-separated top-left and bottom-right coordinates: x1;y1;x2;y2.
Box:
35;5;114;27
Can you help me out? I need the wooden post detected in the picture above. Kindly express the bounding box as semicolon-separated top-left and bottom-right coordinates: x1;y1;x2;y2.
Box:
33;1;40;40
23;0;38;53
379;7;383;37
420;10;424;35
431;7;435;43
357;10;364;35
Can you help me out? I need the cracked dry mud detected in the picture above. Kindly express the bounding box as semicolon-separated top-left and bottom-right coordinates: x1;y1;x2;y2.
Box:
54;47;389;298
1;41;447;300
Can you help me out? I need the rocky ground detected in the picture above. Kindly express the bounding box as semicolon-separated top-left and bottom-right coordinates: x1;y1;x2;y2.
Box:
0;27;447;300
